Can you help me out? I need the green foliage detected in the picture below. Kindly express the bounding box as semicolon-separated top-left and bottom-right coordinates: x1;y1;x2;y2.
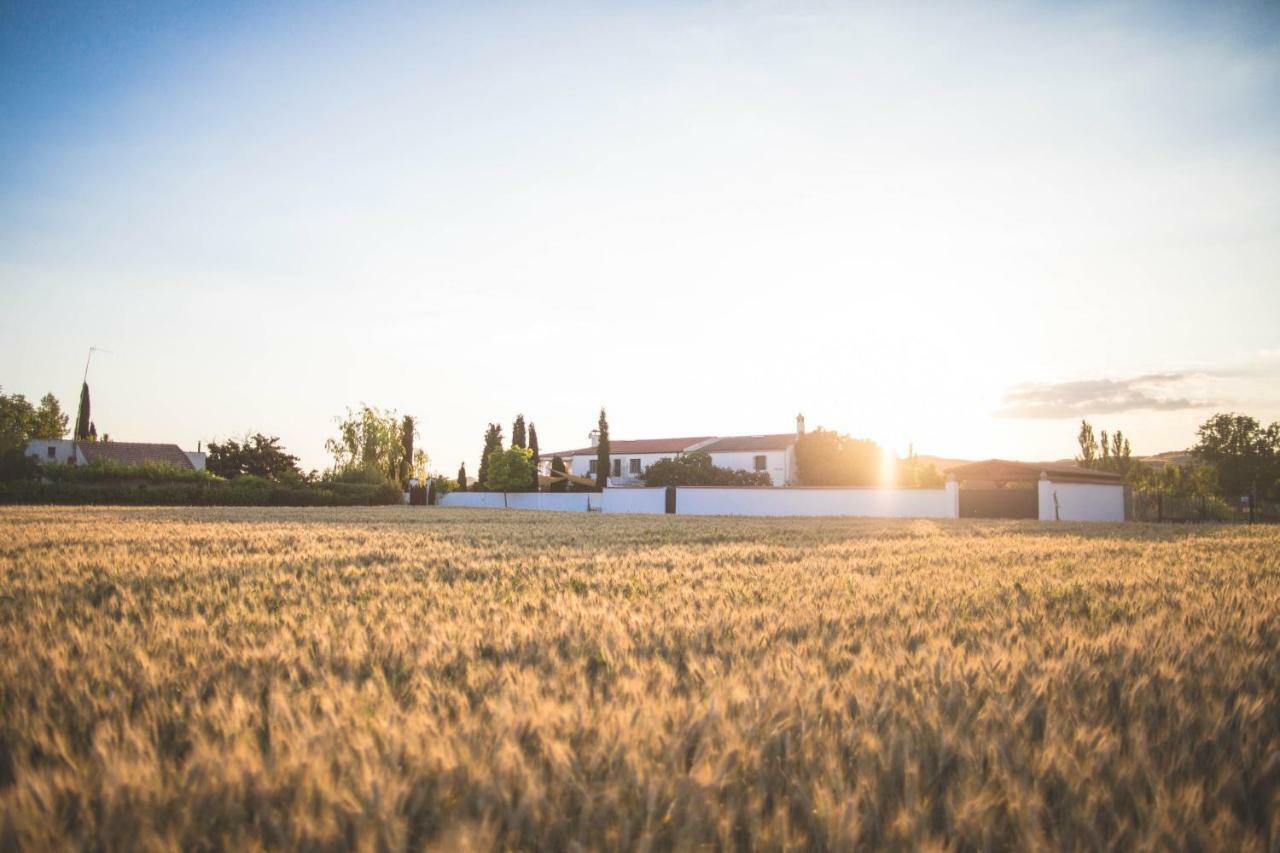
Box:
206;434;302;481
1192;412;1280;500
0;479;402;506
75;383;91;441
549;455;567;492
457;463;468;492
476;424;503;491
32;394;68;440
641;451;772;487
399;416;415;485
326;405;418;484
429;475;456;497
795;428;882;486
596;408;610;489
896;456;945;488
484;445;536;493
527;423;540;490
0;390;36;454
42;458;218;484
0;448;41;482
1076;420;1097;467
511;414;527;449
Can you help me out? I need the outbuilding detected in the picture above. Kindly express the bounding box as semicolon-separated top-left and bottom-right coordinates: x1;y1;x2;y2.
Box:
948;459;1128;521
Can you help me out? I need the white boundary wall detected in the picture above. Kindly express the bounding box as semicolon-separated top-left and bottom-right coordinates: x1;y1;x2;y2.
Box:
1038;480;1125;522
675;483;959;518
440;492;593;511
602;487;667;514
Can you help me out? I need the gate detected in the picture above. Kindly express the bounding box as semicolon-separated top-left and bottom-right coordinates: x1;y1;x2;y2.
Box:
959;488;1038;519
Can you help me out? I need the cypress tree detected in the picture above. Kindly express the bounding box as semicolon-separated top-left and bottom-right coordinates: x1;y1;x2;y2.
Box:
595;408;610;490
528;423;540;491
457;462;468;492
477;423;502;490
400;416;414;485
76;382;91;440
512;414;526;449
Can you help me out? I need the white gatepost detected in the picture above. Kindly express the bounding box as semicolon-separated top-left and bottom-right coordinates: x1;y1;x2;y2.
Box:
945;476;960;518
1038;472;1056;521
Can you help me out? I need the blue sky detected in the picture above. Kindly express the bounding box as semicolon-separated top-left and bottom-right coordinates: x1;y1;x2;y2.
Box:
2;1;1278;472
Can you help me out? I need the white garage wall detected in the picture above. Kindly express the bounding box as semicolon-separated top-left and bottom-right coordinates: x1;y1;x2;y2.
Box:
602;487;667;514
1037;481;1126;522
674;485;956;518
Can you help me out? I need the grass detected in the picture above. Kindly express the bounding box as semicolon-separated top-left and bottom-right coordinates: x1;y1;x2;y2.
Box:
1;506;1277;849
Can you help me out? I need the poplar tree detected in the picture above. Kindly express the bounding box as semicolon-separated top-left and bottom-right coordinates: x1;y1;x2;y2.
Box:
477;423;502;490
595;408;610;490
457;462;468;492
512;414;527;449
527;422;540;491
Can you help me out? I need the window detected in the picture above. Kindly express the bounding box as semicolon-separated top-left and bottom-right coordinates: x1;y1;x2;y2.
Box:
629;458;641;475
612;458;622;477
47;446;57;459
754;455;767;472
588;459;597;475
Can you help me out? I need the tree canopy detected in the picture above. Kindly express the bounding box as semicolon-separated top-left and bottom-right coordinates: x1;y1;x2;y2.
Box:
795;428;882;486
1192;412;1280;500
641;451;771;487
207;434;302;481
484;445;535;493
326;405;426;484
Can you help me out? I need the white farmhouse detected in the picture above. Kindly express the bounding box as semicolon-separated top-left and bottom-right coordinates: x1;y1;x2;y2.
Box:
542;416;806;486
25;439;208;471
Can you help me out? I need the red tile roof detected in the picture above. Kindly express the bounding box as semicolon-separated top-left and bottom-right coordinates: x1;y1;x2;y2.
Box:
76;441;195;470
542;437;713;459
697;434;797;453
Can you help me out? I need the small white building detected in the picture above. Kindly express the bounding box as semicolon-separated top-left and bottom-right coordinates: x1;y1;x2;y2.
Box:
25;439;207;471
541;416;805;486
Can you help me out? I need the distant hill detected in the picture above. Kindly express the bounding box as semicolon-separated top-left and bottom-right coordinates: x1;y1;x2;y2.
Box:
915;451;1195;473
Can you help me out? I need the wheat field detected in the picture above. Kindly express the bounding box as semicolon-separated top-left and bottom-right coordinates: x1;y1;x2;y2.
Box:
0;506;1277;850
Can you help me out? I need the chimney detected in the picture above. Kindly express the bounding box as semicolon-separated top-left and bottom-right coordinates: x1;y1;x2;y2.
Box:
589;429;600;448
796;413;805;436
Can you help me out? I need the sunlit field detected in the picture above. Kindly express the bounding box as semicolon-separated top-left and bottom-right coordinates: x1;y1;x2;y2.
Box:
1;507;1277;849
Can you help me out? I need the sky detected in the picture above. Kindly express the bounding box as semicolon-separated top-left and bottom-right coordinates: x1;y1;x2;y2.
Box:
2;0;1278;474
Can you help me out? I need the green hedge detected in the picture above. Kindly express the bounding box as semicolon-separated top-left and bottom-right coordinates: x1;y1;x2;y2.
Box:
0;479;402;506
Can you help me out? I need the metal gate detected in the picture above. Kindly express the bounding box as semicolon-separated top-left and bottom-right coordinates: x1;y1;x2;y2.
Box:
959;488;1038;519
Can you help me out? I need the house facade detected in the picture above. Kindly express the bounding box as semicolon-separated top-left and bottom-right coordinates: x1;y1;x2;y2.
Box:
25;439;208;471
542;416;805;486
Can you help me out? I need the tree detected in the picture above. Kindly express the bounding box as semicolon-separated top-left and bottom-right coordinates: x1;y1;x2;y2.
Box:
795;428;882;486
595;408;611;490
1077;420;1098;467
527;422;540;491
399;416;415;485
476;424;503;491
32;394;68;440
457;462;468;492
896;456;944;488
0;391;36;454
641;451;772;487
75;383;91;441
325;405;412;483
1192;412;1280;501
511;414;527;449
206;434;302;480
485;445;535;493
549;456;568;492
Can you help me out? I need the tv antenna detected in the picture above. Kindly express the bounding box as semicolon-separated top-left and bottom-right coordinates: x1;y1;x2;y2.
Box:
74;346;113;439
